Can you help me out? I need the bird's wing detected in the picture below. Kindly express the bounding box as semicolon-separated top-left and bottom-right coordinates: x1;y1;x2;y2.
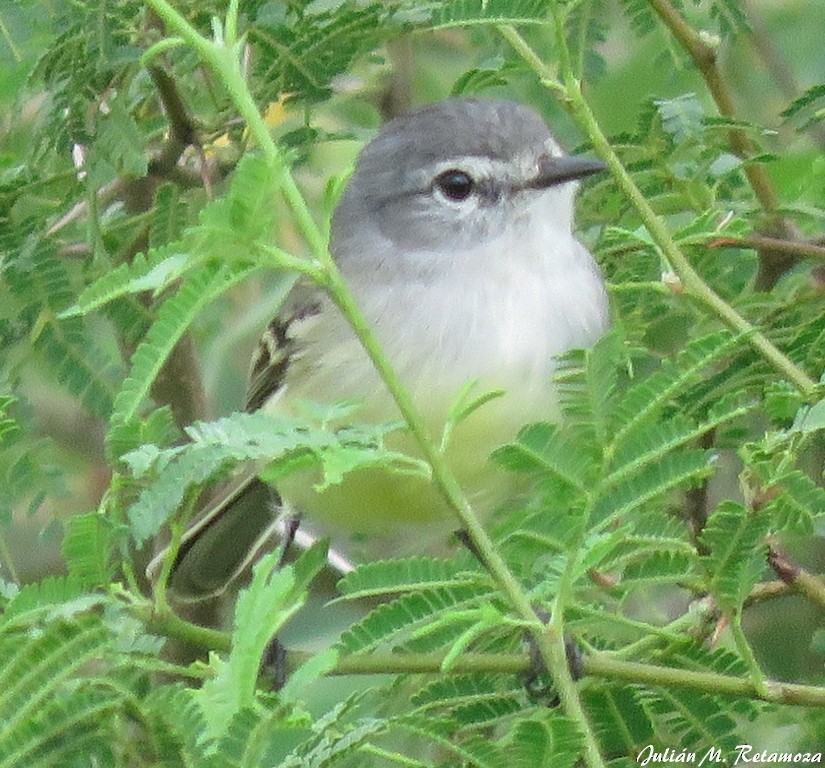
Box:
148;286;328;599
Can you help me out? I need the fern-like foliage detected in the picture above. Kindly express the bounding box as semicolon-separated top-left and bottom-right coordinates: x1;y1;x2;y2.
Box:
123;409;424;545
782;83;825;132
5;241;120;418
424;0;553;29
4;1;824;765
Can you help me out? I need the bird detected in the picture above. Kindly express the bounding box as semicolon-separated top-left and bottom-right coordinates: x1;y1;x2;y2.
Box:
161;97;609;598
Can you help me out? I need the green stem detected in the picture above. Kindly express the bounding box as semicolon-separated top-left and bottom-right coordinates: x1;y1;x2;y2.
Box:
498;23;818;400
729;613;768;696
584;653;825;707
146;606;232;653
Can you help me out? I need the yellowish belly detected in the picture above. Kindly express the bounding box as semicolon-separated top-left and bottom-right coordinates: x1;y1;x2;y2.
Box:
274;390;544;535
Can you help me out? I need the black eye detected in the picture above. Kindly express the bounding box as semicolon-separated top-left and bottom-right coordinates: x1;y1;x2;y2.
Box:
434;169;475;201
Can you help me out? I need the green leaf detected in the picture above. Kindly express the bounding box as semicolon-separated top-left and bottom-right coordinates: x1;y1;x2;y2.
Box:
196;542;327;738
5;243;119;417
107;261;259;437
607;391;751;487
92;97;148;178
0;576;91;629
338;583;493;654
0;617;110;755
782;82;825;131
654;94;705;143
396;715;504;768
611;332;739;442
274;694;383;768
493;421;597;494
148;182;186;250
336;557;485;601
555;330;624;445
790;396;825;434
708;0;750;35
768;470;825;529
583;683;652;756
502;716;583;768
124;410;414;545
250;2;397;103
411;674;523;727
638;685;741;753
425;0;552;29
593;449;713;525
62;248;191;318
699;501;770;612
0;396;21;448
61;512;115;588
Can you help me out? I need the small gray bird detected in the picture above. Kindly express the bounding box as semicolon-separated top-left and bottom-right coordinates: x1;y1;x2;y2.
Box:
165;97;609;597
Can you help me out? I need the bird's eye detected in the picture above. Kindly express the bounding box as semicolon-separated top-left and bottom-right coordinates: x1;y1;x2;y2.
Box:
434;169;475;201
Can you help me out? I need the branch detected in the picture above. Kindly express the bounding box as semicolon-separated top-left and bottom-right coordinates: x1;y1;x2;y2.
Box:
283;650;825;708
768;544;825;611
710;235;825;261
138;604;825;710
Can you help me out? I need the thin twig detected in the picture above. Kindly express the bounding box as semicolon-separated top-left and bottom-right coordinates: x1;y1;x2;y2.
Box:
769;543;825;611
644;0;802;288
710;235;825;261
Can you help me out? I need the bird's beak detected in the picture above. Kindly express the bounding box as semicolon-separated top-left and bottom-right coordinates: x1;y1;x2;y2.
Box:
528;154;607;189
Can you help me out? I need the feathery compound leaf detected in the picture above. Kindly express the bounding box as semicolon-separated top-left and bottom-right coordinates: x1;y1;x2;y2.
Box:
583;683;652;756
638;686;741;753
288;719;388;768
61;512;115;588
251;3;395;104
424;0;552;29
493;421;598;493
611;331;739;442
396;715;505;768
63;248;191;318
0;684;120;768
125;411;415;545
337;557;485;601
67;155;281;321
592;449;713;525
708;0;750;36
196;543;327;739
108;261;259;435
766;470;825;531
782;83;825;131
6;244;118;417
338;583;492;654
0;576;92;629
617;0;658;35
189;154;282;259
0;397;21;447
555;330;623;444
0;617;110;747
148;182;186;250
699;502;770;612
411;674;524;727
502;716;583;768
617;550;695;590
609;391;752;481
143;684;213;764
